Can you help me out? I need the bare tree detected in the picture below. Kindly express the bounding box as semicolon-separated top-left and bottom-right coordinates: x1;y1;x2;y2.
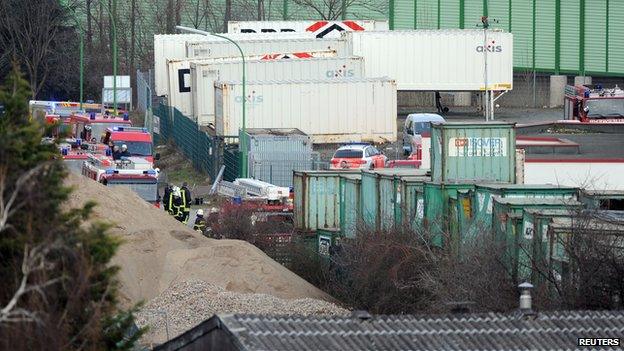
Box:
224;0;232;32
290;0;386;20
0;242;63;324
525;210;624;310
0;0;67;97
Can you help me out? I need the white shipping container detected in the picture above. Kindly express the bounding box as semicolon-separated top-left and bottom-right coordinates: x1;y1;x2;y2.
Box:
166;50;338;118
154;32;314;95
228;20;389;38
186;37;348;59
345;29;514;91
214;78;397;143
190;56;365;125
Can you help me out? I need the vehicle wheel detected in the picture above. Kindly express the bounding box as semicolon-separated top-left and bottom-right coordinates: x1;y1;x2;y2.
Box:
369;163;375;170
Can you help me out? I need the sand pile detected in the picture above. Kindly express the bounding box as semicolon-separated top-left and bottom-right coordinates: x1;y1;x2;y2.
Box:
65;174;335;306
136;280;348;345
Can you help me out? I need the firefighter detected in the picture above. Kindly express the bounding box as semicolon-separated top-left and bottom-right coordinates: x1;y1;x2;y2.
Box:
112;145;121;160
171;186;184;222
180;182;192;224
119;144;131;158
163;183;173;213
80;125;92;141
193;209;206;233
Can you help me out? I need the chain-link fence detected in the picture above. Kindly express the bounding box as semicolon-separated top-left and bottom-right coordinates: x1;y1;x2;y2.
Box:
153;102;241;182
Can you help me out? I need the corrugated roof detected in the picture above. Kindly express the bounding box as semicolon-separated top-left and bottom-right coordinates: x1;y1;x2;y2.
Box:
157;311;624;351
476;183;577;190
186;37;345;45
190;55;361;67
494;197;581;206
215;76;395;85
363;169;429;177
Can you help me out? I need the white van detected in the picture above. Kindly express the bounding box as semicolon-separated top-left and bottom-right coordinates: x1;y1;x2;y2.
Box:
402;113;445;155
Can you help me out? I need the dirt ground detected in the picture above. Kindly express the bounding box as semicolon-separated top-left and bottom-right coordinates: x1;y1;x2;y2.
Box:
65;173;336;306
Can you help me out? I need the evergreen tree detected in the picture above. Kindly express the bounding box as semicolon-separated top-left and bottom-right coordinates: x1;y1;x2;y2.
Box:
0;65;143;350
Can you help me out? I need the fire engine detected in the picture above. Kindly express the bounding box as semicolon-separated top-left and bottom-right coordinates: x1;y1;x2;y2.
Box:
101;126;157;165
29;100;127;119
82;155;160;206
564;84;624;123
57;137;112;174
69;112;132;142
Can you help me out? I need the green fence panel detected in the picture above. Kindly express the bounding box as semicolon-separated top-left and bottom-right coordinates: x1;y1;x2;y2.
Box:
156;103;171;144
223;143;240;182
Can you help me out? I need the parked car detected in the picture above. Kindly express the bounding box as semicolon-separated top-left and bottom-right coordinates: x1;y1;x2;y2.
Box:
402;113;445;155
330;143;387;170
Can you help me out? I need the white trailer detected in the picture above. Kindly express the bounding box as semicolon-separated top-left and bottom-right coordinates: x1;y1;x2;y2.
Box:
154;33;314;95
189;56;365;125
185;37;348;59
214;77;397;143
166;50;338;119
344;29;513;91
523;159;624;191
228;20;389;38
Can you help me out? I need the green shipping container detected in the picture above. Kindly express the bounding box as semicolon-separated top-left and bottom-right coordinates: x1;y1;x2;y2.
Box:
293;170;360;232
579;190;624;211
340;175;362;239
492;197;582;283
361;169;428;232
399;176;430;232
423;181;477;249
520;209;576;285
430;123;516;183
473;183;579;231
317;228;342;257
545;212;624;286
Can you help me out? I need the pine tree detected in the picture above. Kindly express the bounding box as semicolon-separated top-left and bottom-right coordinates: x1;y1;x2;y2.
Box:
0;65;143;350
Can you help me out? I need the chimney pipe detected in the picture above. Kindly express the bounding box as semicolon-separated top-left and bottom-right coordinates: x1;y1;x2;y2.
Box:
518;282;535;313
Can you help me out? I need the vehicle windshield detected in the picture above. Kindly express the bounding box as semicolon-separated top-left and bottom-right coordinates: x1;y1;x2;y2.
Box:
106;179;158;202
334;149;363;158
114;140;152;156
63;159;85;174
90;123;124;140
586;98;624;118
413;122;433;134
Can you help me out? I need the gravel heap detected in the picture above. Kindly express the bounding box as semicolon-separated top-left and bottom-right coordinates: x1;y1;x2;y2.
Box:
136;280;348;346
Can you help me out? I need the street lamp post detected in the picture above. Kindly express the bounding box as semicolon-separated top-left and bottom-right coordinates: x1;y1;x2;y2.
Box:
66;6;84;110
176;25;248;178
94;0;118;115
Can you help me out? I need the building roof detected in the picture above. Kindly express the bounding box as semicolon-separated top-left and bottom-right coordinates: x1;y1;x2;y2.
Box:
476;183;577;191
493;197;581;207
155;311;624;351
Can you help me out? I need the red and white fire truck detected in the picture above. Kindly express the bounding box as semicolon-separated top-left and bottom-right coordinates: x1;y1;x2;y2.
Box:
101;126;156;165
564;84;624;123
69;112;132;142
82;155;160;207
56;131;112;174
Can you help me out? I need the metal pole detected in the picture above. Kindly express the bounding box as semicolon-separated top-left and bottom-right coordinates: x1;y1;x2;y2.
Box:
112;0;117;115
94;0;118;115
176;26;248;178
66;4;84;110
484;26;489;121
79;33;84;110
